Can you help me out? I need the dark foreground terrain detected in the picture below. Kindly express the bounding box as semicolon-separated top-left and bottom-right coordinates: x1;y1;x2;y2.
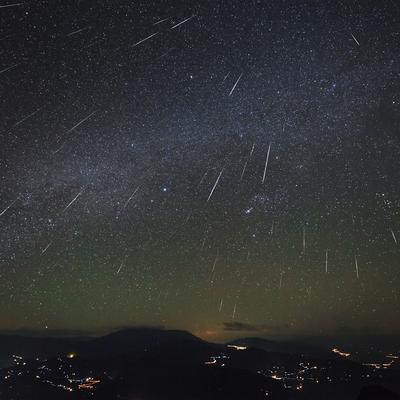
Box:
0;328;399;400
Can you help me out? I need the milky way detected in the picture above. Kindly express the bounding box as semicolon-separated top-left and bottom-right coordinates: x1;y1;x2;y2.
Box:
1;0;400;340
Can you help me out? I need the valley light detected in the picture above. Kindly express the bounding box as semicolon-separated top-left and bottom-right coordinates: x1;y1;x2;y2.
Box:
227;345;247;351
331;348;350;358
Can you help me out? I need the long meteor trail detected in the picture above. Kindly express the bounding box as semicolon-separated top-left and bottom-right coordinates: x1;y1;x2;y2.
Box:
0;63;19;75
229;73;243;96
325;249;328;273
13;108;41;127
0;3;23;8
262;143;271;183
62;187;86;213
0;199;17;217
171;15;195;29
132;32;159;47
207;169;224;202
351;33;360;46
354;255;359;279
391;229;397;245
123;186;140;209
66;111;96;134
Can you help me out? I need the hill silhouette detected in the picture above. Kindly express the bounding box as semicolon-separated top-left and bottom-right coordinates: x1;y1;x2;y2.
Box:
0;328;399;400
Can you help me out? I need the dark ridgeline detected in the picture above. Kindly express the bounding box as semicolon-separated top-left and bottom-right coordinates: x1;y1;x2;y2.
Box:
0;328;399;400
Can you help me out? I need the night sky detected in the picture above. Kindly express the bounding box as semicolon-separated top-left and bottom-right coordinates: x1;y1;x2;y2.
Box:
1;0;400;341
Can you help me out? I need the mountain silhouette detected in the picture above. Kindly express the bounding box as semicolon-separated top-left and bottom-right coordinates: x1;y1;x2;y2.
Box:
0;328;399;400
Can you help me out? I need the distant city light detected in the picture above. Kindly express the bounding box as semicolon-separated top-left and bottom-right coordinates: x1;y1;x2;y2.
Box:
227;344;247;351
331;348;351;358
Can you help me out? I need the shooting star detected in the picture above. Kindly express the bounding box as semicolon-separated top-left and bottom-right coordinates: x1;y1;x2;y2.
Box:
153;17;169;25
390;229;398;245
325;249;328;273
240;143;256;181
223;72;230;82
279;271;284;289
66;111;96;134
53;128;84;154
207;169;223;202
219;298;223;313
123;186;140;209
117;261;124;274
41;241;53;255
262;143;271;183
66;26;90;37
229;73;243;96
62;187;86;213
54;112;96;153
132;32;159;47
351;33;360;46
0;3;23;8
0;63;19;75
354;255;359;279
0;199;17;217
200;236;207;250
184;212;191;225
197;170;208;187
171;15;195;29
210;257;218;284
302;226;306;254
240;160;248;181
232;303;237;320
13;108;41;127
250;143;255;156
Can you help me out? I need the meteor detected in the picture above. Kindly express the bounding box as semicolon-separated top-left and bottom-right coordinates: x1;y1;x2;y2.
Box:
0;199;17;217
171;15;195;29
132;32;159;47
62;187;86;213
207;169;223;202
229;73;243;96
262;143;271;183
351;33;360;46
